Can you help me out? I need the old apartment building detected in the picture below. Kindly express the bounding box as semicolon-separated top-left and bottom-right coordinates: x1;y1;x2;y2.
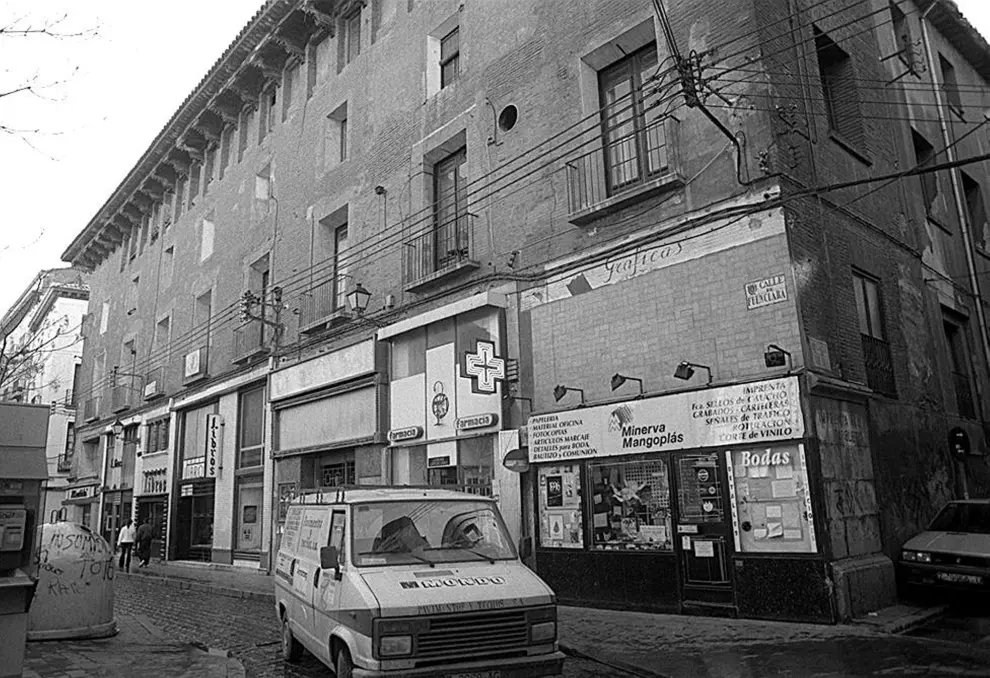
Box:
60;0;989;622
0;268;89;518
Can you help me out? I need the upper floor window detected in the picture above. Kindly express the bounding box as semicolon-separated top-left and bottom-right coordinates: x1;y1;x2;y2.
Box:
237;384;265;469
853;272;896;397
440;27;460;88
962;172;989;251
911;129;938;217
146;417;170;455
343;9;361;67
434;147;468;269
943;311;976;419
599;44;667;194
333;223;349;311
938;54;962;116
200;218;215;261
814;27;864;150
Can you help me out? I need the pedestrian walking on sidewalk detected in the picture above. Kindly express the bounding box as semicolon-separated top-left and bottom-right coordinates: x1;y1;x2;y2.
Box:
117;519;136;572
135;517;154;568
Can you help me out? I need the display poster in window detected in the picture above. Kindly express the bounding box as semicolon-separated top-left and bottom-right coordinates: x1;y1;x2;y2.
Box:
278;482;297;522
529;377;802;463
243;505;258;524
725;443;817;553
538;465;583;549
590;457;673;551
675;454;723;524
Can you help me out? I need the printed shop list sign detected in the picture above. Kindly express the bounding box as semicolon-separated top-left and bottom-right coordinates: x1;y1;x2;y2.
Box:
528;377;803;463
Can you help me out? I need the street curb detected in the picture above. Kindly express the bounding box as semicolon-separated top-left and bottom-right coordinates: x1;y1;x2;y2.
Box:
560;642;670;678
128;570;274;603
883;604;949;635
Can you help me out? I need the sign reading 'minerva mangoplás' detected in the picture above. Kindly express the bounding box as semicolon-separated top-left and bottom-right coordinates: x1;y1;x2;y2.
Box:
527;377;803;463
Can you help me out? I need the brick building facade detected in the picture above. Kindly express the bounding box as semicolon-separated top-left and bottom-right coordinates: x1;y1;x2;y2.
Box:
61;0;989;621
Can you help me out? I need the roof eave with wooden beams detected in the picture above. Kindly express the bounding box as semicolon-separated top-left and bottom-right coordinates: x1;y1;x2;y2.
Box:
60;0;330;270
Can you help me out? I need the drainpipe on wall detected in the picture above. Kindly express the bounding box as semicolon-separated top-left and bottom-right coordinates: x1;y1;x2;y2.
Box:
920;0;984;499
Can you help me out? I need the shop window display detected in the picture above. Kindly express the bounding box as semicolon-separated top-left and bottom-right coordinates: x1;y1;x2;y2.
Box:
726;443;817;554
538;465;583;549
589;457;672;551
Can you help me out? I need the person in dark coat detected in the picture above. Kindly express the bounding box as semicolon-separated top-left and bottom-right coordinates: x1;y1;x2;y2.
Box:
135;517;155;568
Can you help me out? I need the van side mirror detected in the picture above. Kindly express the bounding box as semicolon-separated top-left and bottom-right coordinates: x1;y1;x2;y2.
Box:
518;537;533;560
320;545;341;579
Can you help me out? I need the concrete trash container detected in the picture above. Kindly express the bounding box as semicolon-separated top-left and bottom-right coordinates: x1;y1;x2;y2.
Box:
27;521;117;640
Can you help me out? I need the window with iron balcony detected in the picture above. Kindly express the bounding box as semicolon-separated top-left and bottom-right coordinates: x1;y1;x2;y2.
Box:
403;147;479;291
853;272;896;397
566;44;683;224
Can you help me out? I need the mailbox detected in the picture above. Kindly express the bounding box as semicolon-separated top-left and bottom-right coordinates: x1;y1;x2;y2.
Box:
0;402;51;677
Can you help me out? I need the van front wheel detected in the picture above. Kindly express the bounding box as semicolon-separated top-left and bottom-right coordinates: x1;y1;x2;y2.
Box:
334;645;354;678
281;614;302;663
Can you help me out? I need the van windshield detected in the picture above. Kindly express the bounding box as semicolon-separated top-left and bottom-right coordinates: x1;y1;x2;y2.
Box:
352;500;517;567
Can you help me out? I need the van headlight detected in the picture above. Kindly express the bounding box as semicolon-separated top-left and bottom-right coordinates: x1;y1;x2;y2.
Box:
530;621;557;643
901;550;932;563
379;635;413;657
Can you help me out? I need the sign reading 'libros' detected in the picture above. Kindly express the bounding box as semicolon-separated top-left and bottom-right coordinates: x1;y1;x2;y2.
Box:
528;377;803;463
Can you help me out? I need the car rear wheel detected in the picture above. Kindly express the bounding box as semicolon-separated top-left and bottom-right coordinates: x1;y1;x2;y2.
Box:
281;614;302;663
335;645;354;678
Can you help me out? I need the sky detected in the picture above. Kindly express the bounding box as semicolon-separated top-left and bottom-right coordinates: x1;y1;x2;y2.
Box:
1;0;989;315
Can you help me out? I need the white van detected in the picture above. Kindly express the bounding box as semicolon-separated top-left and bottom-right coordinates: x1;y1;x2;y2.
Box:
274;486;565;678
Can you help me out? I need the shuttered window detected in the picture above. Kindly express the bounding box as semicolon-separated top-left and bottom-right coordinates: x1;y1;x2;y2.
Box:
815;27;864;149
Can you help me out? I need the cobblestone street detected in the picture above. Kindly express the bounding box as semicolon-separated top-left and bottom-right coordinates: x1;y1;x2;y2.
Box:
113;575;605;677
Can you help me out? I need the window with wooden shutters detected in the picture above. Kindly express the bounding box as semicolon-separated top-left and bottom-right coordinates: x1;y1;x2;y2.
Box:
814;27;864;150
963;172;988;250
599;44;668;195
939;54;962;116
853;272;896;397
911;129;938;217
440;27;460;88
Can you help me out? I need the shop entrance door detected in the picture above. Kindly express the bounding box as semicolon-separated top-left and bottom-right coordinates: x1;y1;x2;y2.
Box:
137;499;165;560
672;452;734;609
101;492;132;547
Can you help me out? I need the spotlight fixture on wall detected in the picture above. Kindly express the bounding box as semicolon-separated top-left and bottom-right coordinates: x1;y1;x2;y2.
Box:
610;373;644;397
764;344;792;371
553;384;585;405
674;361;712;386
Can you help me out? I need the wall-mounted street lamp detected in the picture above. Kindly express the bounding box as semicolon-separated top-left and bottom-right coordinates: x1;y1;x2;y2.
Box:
610;373;644;397
764;344;792;371
112;419;125;438
553;384;585;406
346;282;373;315
345;282;390;328
674;361;712;386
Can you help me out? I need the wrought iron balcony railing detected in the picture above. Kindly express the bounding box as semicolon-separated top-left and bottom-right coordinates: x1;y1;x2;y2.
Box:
299;275;351;334
110;383;134;413
83;396;102;422
952;370;977;419
565;117;681;224
402;212;479;291
233;318;267;364
56;454;73;473
861;334;897;397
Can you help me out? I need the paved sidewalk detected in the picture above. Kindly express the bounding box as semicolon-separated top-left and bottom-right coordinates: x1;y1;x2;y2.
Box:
22;611;245;678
